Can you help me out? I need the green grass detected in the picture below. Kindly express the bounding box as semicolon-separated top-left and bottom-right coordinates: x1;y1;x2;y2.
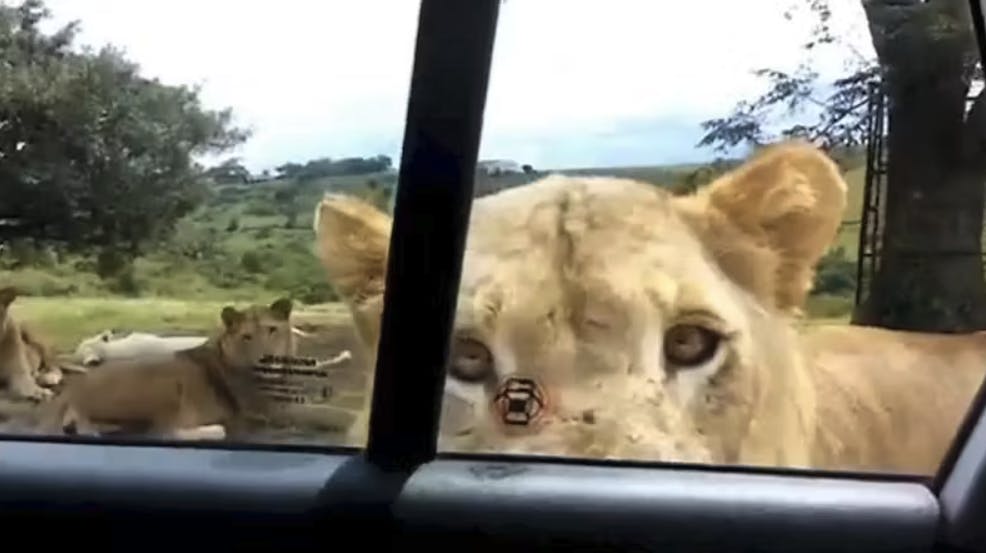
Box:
10;296;230;352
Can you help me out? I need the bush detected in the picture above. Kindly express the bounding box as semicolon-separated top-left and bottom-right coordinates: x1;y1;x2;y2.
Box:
0;269;83;296
73;258;98;273
96;248;131;279
813;246;857;296
108;264;142;296
198;255;257;290
263;256;338;304
241;250;264;273
3;238;44;268
244;201;278;216
226;217;240;232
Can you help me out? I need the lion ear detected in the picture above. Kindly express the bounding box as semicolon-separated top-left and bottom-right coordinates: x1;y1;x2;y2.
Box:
673;142;848;313
269;297;293;320
313;193;392;306
221;306;244;329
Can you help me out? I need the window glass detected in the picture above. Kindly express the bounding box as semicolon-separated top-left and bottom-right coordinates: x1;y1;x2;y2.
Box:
320;0;986;474
0;0;417;447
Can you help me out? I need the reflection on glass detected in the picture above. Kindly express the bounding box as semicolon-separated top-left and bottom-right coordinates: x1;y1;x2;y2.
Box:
5;0;986;477
320;0;986;475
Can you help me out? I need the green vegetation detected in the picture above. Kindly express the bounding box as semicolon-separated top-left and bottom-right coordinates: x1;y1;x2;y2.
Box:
3;156;864;323
0;1;247;255
1;171;396;306
0;1;398;310
9;296;355;352
702;0;986;333
11;297;228;352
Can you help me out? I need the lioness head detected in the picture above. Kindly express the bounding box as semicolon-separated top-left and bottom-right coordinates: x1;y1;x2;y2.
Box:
74;329;122;366
315;141;847;466
217;298;297;370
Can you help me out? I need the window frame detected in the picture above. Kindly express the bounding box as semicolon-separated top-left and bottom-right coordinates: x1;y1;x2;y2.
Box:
0;0;984;550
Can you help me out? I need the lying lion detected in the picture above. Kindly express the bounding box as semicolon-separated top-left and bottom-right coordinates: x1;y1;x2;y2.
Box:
35;298;298;440
313;140;986;475
73;326;318;367
0;286;63;401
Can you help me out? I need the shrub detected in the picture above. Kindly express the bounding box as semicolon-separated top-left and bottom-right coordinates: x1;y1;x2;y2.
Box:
813;246;857;296
96;248;130;279
108;264;142;296
241;250;264;273
263;256;338;304
244;201;278;216
4;238;41;268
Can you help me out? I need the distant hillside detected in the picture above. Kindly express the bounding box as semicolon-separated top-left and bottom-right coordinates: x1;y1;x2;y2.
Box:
1;158;867;316
556;162;714;186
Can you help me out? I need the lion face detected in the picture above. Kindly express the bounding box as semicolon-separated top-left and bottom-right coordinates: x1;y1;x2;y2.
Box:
315;141;847;466
218;298;298;371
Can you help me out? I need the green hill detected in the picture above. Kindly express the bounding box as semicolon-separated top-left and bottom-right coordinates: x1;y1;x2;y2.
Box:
1;161;866;320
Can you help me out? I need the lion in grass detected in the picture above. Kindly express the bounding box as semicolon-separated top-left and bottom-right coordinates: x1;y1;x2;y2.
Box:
313;140;986;475
0;287;63;402
33;298;298;441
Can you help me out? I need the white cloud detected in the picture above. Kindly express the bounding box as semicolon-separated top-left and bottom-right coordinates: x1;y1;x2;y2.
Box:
35;0;874;171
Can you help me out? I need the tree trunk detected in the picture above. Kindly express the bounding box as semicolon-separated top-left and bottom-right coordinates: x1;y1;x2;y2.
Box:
852;0;986;332
853;74;986;332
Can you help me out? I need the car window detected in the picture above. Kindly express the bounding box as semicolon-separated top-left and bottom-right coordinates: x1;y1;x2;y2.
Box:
5;0;986;483
0;0;416;449
317;0;986;477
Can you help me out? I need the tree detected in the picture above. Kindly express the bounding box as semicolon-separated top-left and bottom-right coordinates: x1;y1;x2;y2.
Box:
0;0;249;256
700;0;986;333
272;154;393;182
275;162;304;180
205;158;251;184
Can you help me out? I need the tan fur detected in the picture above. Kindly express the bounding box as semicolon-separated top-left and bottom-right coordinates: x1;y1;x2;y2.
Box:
36;298;297;440
314;140;985;474
0;287;62;401
802;324;986;474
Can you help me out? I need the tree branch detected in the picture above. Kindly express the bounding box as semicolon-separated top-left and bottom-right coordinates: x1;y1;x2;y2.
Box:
810;97;870;143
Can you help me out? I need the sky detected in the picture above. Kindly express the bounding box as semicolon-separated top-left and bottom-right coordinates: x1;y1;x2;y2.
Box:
35;0;875;173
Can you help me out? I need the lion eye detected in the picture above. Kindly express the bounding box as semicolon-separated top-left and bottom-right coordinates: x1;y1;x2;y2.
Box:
663;324;721;368
448;337;495;383
268;326;277;335
242;333;253;342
